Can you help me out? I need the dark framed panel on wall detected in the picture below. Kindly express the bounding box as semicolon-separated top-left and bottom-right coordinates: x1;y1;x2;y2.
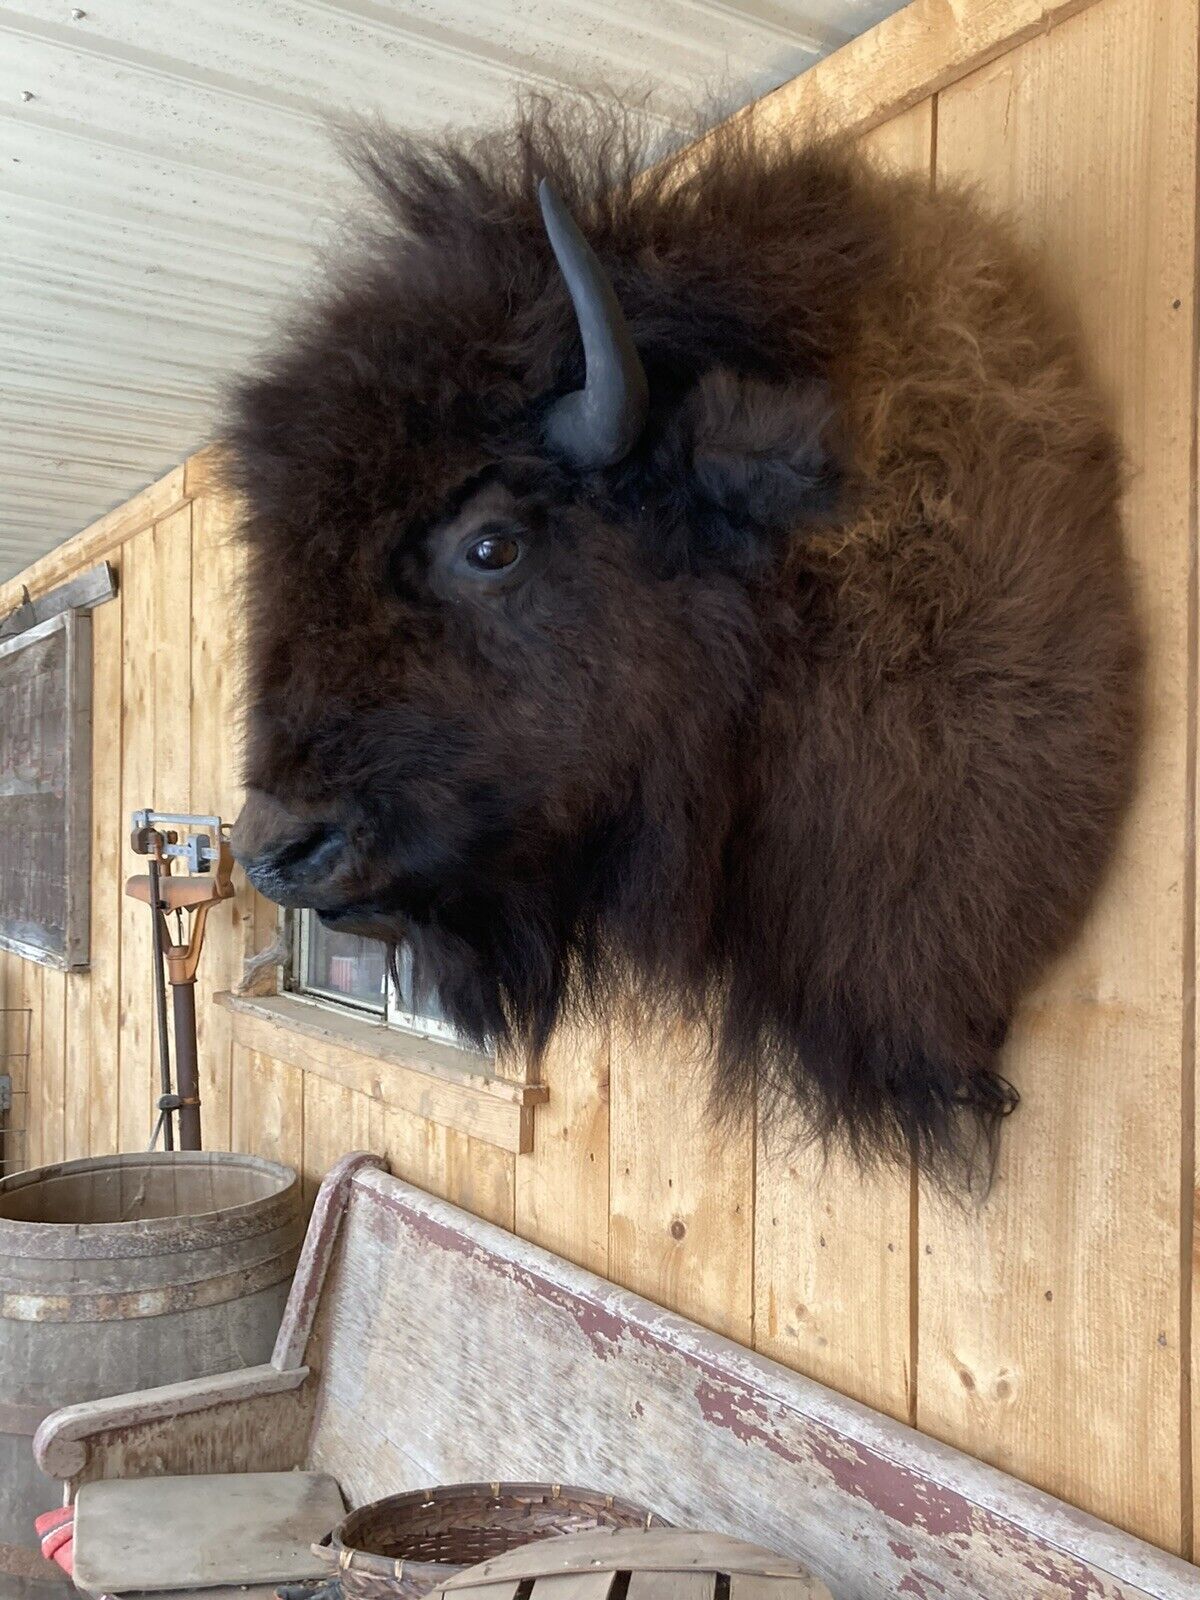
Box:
0;608;93;970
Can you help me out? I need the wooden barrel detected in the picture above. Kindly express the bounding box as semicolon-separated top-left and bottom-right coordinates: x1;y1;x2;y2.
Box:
0;1151;303;1562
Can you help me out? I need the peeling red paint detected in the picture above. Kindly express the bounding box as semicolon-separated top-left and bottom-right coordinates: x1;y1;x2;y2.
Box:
897;1577;927;1598
690;1369;1114;1599
1011;1546;1109;1600
693;1377;805;1467
806;1432;975;1539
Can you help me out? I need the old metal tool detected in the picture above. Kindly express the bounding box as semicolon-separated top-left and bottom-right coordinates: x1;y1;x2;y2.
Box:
126;811;235;1152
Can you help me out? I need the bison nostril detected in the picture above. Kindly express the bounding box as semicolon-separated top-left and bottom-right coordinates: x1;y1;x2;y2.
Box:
272;827;347;882
238;825;350;909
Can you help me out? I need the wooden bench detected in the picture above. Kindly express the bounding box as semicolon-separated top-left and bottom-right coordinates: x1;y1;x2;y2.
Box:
34;1154;1197;1600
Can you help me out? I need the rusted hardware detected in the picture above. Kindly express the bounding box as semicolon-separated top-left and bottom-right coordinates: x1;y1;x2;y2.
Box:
126;813;236;1151
127;816;234;983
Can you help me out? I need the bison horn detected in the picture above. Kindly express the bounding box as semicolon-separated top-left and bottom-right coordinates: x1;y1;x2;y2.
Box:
538;178;650;468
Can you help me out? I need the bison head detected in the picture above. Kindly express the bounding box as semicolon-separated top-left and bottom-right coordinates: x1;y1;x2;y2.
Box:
226;108;1140;1180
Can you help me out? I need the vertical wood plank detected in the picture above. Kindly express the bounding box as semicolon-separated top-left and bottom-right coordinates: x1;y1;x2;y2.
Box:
755;1142;914;1424
434;1123;516;1233
88;574;123;1156
38;967;66;1166
609;1023;754;1344
919;0;1195;1549
190;488;247;1153
753;100;934;1427
230;1046;303;1174
64;966;91;1160
301;1074;373;1205
515;1025;610;1275
860;95;936;172
152;504;192;813
117;526;157;1154
372;1102;515;1232
370;1100;441;1199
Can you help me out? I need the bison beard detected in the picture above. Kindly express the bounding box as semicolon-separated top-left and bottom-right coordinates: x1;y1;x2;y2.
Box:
225;101;1141;1185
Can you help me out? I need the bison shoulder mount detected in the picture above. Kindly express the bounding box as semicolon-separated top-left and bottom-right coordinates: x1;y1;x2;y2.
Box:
226;105;1141;1184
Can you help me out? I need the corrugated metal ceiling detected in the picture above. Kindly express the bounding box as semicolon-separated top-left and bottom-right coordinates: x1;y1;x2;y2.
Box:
0;0;903;583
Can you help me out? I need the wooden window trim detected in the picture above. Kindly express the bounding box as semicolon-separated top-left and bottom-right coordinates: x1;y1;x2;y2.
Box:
216;991;546;1154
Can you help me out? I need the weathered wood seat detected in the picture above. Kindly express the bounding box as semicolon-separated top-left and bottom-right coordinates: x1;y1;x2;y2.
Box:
34;1155;1197;1600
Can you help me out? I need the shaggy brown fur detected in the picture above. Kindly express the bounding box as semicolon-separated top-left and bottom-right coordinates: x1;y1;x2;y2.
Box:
225;104;1141;1181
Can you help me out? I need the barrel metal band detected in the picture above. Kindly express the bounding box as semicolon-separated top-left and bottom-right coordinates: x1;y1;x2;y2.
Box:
0;1245;300;1323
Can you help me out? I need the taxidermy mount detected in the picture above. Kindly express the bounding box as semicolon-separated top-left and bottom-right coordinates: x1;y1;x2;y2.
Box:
227;102;1141;1181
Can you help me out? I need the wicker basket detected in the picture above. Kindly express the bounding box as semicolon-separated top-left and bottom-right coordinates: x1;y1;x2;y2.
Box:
311;1482;670;1600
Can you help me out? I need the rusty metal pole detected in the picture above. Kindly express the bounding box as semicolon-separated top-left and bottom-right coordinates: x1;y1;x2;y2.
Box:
146;852;175;1152
170;979;202;1151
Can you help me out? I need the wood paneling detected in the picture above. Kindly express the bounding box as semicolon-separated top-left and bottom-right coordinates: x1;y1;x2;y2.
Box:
516;1025;610;1274
231;1046;303;1175
301;1075;372;1205
87;580;122;1158
857;93;935;174
222;993;544;1153
190;488;247;1154
371;1102;515;1232
151;505;192;815
609;1023;754;1346
3;0;1197;1557
117;526;158;1154
38;967;65;1166
916;0;1197;1552
64;954;90;1160
746;0;1103;142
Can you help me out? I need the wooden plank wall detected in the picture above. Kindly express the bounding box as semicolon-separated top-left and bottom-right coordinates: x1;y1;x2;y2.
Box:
0;0;1196;1564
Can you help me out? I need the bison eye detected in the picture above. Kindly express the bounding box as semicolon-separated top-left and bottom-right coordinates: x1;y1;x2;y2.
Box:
465;533;521;571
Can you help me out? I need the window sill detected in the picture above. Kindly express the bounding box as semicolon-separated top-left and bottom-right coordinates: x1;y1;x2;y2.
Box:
215;991;547;1154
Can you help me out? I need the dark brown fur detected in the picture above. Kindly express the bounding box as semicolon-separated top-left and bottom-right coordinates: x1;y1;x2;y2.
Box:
225;104;1141;1181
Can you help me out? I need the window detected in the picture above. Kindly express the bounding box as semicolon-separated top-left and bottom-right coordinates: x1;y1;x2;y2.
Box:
291;908;462;1046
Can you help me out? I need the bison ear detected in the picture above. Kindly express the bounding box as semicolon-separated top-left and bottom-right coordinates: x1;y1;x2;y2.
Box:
670;367;842;554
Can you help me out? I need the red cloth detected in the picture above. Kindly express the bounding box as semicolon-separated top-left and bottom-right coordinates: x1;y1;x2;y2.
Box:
34;1505;74;1575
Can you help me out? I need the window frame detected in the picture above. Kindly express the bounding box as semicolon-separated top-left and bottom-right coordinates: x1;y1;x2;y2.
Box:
288;906;468;1050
